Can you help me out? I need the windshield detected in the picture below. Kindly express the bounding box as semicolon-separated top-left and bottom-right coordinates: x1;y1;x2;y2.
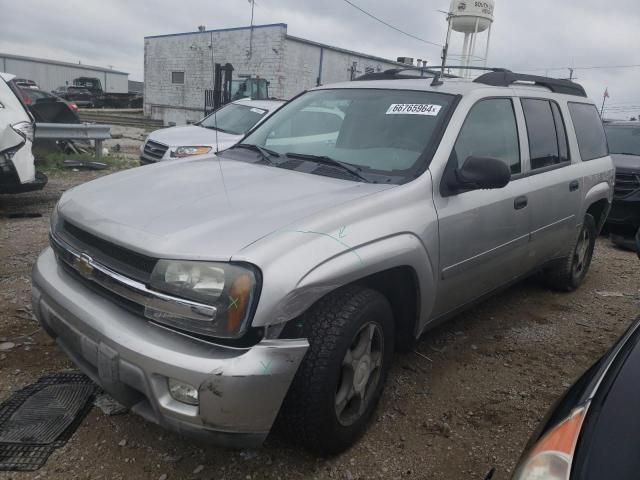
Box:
240;88;454;181
605;125;640;156
199;103;270;135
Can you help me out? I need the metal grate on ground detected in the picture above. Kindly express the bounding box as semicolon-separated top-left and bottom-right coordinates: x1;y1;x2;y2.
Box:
0;372;99;471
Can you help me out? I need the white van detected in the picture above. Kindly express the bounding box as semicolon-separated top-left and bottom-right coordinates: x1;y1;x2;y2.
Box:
0;72;46;194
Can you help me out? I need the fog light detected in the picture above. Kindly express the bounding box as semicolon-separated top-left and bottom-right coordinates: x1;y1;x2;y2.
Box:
168;378;199;405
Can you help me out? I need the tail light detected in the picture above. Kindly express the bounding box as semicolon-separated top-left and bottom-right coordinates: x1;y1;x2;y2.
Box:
65;101;78;112
18;90;32;105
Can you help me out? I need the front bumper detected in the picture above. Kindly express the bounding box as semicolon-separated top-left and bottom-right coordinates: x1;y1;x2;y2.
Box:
32;247;308;447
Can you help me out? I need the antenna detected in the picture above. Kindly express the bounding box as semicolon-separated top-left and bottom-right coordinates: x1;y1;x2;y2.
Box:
210;31;219;154
209;30;229;200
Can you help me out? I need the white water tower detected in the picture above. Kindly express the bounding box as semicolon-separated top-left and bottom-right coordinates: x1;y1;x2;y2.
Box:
443;0;495;76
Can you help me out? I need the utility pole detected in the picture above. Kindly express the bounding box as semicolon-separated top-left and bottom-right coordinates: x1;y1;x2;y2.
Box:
568;68;574;80
248;0;255;58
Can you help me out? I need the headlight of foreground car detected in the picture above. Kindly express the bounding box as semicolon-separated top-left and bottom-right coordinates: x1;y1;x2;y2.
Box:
512;406;587;480
171;146;212;158
148;260;259;339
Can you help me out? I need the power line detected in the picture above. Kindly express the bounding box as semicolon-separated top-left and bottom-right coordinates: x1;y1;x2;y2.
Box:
519;64;640;72
340;0;443;48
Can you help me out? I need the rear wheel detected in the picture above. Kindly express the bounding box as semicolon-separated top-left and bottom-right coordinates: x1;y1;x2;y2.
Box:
279;285;394;454
544;214;597;291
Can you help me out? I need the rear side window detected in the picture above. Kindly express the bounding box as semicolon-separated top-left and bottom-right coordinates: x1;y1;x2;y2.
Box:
522;99;569;170
453;98;521;174
569;103;609;161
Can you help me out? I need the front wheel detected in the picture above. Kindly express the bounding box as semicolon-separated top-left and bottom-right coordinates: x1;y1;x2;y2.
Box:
544;214;597;291
279;285;394;454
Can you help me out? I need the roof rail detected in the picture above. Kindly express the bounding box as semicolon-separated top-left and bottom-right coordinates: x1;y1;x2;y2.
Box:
355;67;457;81
440;66;512;73
474;72;587;97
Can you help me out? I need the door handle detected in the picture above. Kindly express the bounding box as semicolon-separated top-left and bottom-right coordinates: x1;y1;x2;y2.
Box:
514;195;528;210
569;180;579;192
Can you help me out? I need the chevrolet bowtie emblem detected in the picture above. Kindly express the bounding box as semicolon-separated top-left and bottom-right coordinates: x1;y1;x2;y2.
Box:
73;253;94;277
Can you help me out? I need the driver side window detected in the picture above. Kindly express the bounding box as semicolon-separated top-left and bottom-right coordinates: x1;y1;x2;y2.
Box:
453;98;521;175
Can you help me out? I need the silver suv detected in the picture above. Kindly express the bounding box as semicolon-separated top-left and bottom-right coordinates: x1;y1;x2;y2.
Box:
32;69;614;454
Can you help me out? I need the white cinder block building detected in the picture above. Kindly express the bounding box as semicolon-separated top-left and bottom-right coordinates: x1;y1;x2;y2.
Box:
0;53;129;93
144;23;408;125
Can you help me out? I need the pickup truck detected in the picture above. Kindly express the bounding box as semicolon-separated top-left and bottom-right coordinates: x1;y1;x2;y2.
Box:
72;77;140;108
32;69;614;454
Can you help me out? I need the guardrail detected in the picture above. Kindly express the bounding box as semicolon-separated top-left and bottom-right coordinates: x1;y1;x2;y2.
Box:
35;123;112;159
79;112;163;129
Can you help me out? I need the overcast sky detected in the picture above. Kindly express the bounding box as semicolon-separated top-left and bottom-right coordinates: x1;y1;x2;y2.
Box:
2;0;639;118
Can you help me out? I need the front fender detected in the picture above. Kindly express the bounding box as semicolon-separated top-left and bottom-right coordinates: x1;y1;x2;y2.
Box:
264;233;435;330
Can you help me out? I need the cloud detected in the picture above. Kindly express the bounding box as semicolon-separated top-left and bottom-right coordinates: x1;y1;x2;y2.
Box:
1;0;638;117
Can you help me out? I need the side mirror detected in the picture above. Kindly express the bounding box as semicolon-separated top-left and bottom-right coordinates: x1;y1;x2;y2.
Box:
450;156;511;191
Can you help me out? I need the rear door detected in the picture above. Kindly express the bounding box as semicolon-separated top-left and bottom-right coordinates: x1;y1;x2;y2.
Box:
518;98;581;264
432;97;531;316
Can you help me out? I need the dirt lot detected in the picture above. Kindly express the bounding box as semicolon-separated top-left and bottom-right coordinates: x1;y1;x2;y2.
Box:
1;165;638;480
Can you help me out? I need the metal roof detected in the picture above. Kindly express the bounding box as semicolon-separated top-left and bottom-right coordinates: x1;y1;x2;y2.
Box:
0;53;128;75
285;35;405;67
144;23;405;66
144;23;288;39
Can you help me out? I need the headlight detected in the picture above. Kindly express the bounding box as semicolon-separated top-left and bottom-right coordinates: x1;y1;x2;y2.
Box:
171;146;212;158
148;260;260;338
12;121;35;143
512;406;587;480
50;202;59;233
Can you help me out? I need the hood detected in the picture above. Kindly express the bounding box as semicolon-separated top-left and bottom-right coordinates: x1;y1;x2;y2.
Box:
611;153;640;172
58;157;392;261
148;125;241;151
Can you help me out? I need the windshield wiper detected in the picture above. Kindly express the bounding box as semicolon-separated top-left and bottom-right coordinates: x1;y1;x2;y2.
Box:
231;143;281;165
203;125;234;134
284;152;369;183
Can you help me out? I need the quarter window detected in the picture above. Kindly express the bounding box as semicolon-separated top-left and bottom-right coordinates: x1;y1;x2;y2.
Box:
569;103;609;161
171;71;185;84
453;98;521;175
521;99;569;170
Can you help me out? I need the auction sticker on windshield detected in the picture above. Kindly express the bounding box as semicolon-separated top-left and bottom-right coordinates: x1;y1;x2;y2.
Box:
250;108;267;115
386;104;442;116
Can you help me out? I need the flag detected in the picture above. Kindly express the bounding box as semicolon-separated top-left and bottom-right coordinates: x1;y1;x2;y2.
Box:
604;88;610;99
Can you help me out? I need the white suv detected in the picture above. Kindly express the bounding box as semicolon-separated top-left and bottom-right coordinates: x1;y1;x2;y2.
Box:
0;73;46;194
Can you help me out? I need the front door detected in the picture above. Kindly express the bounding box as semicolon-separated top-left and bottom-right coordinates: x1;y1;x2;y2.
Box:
432;97;531;317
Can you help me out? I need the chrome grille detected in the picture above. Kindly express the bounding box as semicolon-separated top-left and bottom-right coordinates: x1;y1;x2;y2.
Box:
614;172;640;198
55;219;156;283
142;140;169;161
49;233;216;324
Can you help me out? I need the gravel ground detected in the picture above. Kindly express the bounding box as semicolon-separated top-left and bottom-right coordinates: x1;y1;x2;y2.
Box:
0;168;638;480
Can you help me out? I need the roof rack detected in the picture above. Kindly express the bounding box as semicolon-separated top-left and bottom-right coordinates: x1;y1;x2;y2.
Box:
440;66;512;73
355;67;458;81
473;72;587;97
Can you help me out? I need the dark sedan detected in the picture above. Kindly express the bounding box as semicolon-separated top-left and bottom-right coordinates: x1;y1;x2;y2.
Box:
604;122;640;249
18;87;80;123
512;316;640;479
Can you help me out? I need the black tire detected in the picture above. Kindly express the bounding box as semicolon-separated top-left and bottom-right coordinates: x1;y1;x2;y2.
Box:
544;214;597;291
279;285;394;455
610;233;638;252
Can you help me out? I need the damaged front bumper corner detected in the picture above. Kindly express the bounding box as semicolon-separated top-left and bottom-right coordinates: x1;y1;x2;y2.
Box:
32;247;309;447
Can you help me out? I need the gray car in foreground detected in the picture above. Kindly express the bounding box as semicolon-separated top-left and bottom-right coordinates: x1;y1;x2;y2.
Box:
33;69;614;453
